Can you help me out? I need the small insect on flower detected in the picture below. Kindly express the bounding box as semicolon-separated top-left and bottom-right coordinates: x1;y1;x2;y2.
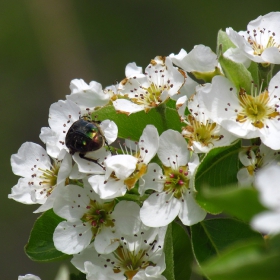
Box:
65;116;109;167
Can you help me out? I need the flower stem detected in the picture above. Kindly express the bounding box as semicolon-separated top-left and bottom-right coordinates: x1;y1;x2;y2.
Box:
258;63;274;91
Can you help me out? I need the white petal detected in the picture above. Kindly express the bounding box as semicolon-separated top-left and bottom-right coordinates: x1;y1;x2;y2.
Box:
255;164;280;209
158;130;189;167
237;168;254;186
100;120;118;145
178;191;206;225
88;175;127;199
113;99;144;114
67;79;109;110
262;47;280;64
139;125;159;164
94;227;119;254
53;221;92;254
125;62;143;77
169;48;188;69
139;163;164;195
84;262;123;280
73;148;109;174
39;127;60;158
112;201;141;235
105;154;137;180
11;142;51;177
173;45;218;72
251;211;280;235
223;47;251;68
176;95;187;117
48;100;81;152
53;184;90;221
8;178;36;204
238;149;256;166
33;186;63;213
57;151;72;186
18;275;41;280
140;192;181;227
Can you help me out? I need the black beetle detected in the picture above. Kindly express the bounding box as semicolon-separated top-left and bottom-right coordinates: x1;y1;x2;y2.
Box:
66;117;106;167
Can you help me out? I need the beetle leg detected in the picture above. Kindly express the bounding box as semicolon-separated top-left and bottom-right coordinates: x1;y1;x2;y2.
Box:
79;153;105;170
104;138;113;155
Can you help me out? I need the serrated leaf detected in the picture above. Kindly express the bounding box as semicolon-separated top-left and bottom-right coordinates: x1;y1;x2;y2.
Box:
94;104;182;140
25;209;67;262
191;218;263;265
163;222;193;280
200;240;280;280
195;141;241;213
199;186;267;222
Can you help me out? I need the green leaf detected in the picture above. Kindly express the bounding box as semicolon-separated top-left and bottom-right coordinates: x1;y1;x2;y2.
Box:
195;140;241;213
217;31;253;94
163;222;193;280
217;30;236;53
25;209;67;262
163;224;175;280
219;54;253;94
94;104;182;140
199;186;267;222
200;240;280;280
191;218;263;265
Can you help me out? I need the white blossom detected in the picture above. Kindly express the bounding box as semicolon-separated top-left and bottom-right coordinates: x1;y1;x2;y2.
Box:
225;12;280;66
9;142;71;212
113;57;184;114
196;73;280;150
71;201;167;280
88;125;159;199
140;130;206;226
53;183;115;255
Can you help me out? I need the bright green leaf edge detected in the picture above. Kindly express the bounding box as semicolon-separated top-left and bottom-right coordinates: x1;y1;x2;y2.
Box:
25;209;68;262
191;218;263;265
199;239;280;280
195;140;241;214
163;222;193;280
200;186;267;222
94;104;182;141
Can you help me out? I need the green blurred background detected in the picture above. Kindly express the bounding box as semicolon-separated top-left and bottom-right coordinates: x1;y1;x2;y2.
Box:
2;1;279;279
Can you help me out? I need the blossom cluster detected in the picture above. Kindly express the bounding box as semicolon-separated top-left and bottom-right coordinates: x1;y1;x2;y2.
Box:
11;11;280;280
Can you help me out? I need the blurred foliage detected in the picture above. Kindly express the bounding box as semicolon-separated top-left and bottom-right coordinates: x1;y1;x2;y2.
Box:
2;1;280;278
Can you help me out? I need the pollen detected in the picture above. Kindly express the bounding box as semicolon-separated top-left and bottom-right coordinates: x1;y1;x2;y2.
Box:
236;89;279;128
163;166;190;199
130;82;165;110
182;115;223;149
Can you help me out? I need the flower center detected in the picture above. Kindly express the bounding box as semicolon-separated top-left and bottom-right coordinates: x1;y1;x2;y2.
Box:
236;89;279;128
183;115;223;148
82;200;115;237
113;245;155;280
106;236;160;280
124;162;147;190
247;30;280;56
38;162;60;196
131;82;164;108
163;166;190;199
245;148;264;176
